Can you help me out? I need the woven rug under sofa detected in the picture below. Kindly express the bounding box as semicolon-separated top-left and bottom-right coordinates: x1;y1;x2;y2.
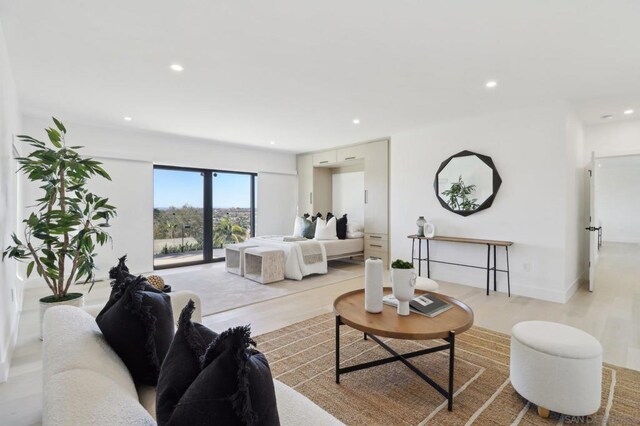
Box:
254;313;640;425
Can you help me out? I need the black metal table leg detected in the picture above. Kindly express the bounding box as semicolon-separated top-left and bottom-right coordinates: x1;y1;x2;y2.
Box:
486;244;490;296
426;240;431;278
493;245;497;292
506;246;511;297
335;315;341;384
364;332;367;341
418;239;422;276
411;238;416;269
448;331;456;411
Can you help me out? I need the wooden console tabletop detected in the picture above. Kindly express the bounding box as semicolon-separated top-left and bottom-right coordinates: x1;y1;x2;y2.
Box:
408;235;513;247
408;235;512;296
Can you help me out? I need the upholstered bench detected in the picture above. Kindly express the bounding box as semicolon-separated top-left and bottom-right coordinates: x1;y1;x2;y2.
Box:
244;247;285;284
510;321;602;418
225;242;258;276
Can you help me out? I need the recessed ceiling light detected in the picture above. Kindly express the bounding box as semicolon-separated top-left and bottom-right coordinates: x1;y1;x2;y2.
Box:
624;109;634;115
170;64;184;72
123;116;132;121
269;141;275;145
601;114;613;120
485;80;498;89
352;118;360;124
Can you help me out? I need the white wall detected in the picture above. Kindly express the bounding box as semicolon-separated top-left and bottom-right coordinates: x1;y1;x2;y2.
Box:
19;116;296;281
389;103;585;303
256;172;297;235
332;170;365;225
586;120;640;158
0;21;22;382
595;158;640;243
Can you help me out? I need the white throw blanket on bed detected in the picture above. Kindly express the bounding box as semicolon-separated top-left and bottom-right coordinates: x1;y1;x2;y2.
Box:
247;236;328;280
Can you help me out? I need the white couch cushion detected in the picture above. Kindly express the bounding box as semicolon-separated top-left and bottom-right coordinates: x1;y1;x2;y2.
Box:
43;306;138;398
136;384;157;421
511;321;602;359
274;379;344;426
44;369;155;426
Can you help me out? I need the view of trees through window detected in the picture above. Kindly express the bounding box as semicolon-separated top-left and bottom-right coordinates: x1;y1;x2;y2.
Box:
153;167;255;268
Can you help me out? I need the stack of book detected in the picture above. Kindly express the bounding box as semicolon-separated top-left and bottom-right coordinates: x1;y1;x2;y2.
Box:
382;293;452;317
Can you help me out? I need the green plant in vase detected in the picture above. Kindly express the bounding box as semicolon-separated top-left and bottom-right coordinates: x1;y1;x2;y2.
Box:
441;175;479;211
2;118;117;329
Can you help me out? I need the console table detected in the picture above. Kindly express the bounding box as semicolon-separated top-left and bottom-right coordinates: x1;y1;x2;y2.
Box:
408;235;513;297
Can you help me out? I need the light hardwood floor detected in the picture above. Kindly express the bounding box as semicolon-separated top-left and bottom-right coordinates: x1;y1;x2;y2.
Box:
0;242;638;425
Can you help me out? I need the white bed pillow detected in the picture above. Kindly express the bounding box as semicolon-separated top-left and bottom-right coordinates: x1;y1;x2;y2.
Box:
347;221;364;234
293;216;306;238
346;231;364;239
314;217;338;240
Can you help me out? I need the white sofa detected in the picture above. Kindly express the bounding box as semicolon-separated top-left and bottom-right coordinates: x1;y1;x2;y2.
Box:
42;291;342;426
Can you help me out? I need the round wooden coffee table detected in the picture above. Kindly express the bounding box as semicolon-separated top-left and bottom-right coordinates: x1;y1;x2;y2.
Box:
333;288;473;411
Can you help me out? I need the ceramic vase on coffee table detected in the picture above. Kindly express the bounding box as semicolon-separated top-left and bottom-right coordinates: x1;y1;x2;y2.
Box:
391;268;417;315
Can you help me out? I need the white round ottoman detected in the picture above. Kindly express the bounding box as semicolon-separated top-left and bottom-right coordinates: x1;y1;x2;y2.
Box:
415;277;439;292
510;321;602;418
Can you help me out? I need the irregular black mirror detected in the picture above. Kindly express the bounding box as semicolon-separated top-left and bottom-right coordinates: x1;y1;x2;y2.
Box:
434;150;501;217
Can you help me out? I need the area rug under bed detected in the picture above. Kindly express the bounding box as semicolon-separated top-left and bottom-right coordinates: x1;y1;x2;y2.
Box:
160;262;363;317
254;313;640;425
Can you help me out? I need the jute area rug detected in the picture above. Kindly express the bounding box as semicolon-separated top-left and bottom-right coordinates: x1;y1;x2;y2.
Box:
255;313;640;425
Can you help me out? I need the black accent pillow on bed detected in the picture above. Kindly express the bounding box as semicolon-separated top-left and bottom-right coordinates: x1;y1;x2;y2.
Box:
302;217;316;239
336;214;348;240
157;302;280;426
96;275;174;386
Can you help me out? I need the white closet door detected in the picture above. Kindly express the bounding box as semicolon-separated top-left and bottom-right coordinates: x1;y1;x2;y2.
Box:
364;140;389;234
296;154;313;215
256;172;297;236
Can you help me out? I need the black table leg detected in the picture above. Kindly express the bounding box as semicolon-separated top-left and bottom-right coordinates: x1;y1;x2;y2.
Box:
493;245;497;292
335;315;341;384
506;246;511;297
411;238;416;269
448;331;456;411
486;244;490;296
418;239;422;276
426;240;431;278
363;332;367;341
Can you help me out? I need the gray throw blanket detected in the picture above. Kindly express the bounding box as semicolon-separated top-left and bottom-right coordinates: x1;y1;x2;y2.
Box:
283;236;307;242
296;240;324;265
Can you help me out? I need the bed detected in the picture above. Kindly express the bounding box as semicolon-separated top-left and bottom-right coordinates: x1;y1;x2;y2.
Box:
245;236;364;280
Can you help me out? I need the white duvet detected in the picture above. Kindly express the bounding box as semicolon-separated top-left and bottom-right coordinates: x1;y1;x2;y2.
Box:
248;236;328;280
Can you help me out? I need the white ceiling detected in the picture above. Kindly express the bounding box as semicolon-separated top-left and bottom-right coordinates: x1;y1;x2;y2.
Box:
2;1;640;152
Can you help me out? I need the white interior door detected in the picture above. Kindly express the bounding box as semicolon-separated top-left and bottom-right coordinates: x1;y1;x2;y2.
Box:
588;152;597;292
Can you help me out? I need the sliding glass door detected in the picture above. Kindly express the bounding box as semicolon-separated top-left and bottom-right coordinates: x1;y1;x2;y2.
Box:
153;166;256;269
212;172;255;259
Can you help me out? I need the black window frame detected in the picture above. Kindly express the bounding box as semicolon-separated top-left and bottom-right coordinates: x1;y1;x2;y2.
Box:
153;165;257;270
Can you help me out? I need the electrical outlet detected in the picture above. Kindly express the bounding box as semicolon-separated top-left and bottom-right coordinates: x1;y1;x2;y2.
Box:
523;263;532;273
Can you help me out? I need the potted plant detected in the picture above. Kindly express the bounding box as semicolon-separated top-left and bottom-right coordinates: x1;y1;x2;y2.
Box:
390;259;417;316
2;118;117;333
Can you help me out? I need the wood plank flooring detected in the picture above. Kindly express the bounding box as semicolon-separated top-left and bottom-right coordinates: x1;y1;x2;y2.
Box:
0;242;638;425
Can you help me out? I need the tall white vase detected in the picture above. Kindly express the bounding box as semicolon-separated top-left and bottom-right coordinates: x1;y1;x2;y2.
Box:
391;268;417;315
364;258;384;313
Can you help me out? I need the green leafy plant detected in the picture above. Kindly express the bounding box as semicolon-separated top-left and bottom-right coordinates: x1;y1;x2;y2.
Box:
2;118;117;301
441;175;479;211
391;259;414;269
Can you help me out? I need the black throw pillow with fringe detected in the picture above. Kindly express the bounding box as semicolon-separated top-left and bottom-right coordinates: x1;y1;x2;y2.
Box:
336;214;348;240
96;275;174;386
157;301;280;426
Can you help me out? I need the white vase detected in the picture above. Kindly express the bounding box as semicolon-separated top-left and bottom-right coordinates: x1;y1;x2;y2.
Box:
364;258;384;313
391;268;417;316
424;222;436;238
39;293;84;339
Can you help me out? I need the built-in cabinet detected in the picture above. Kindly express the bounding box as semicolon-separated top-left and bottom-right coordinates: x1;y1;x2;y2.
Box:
297;139;389;266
